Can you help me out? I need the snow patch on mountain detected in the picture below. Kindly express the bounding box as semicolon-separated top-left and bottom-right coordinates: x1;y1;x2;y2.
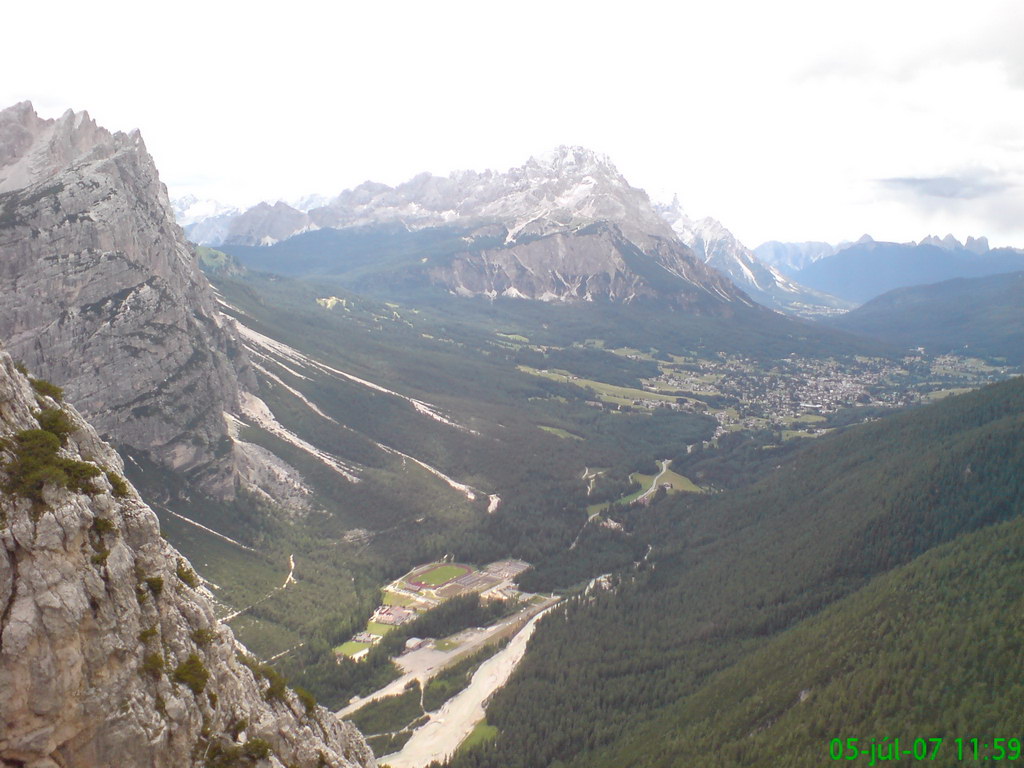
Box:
656;196;852;316
171;194;240;227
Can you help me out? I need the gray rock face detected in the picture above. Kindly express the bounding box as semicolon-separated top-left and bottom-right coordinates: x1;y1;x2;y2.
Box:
0;349;374;768
433;221;744;309
0;102;251;495
656;198;852;317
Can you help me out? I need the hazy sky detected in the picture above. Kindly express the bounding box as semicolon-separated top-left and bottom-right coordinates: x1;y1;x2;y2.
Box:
4;0;1023;247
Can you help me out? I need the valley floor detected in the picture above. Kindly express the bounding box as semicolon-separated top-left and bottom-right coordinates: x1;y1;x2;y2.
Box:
336;595;558;720
379;602;558;768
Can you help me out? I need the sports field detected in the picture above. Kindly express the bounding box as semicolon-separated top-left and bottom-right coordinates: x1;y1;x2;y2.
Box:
407;563;474;588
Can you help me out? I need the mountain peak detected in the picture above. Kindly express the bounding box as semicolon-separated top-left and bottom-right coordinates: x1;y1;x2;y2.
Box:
0;101;253;497
528;145;619;174
919;233;964;250
190;145;675;247
0;101;123;194
917;233;990;254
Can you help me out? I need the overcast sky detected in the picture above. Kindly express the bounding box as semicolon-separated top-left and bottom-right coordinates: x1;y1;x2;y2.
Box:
4;0;1023;247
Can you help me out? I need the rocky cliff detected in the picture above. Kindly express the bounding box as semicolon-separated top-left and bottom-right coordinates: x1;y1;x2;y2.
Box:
0;350;374;768
0;102;250;495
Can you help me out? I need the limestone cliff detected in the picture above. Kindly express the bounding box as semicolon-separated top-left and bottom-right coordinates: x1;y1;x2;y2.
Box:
0;102;250;496
0;350;374;768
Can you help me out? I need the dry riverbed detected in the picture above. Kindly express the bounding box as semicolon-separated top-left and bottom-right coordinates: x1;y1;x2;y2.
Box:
379;603;557;768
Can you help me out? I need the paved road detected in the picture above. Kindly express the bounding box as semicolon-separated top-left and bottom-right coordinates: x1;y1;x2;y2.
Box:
636;459;671;503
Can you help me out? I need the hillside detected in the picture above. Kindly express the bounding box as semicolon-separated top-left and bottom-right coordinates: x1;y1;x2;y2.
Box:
445;375;1024;768
592;515;1024;768
830;271;1024;363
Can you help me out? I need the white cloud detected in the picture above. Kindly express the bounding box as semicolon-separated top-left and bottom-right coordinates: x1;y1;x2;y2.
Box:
4;0;1023;246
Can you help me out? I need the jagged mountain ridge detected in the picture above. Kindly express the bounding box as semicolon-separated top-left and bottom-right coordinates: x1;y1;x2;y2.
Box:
187;147;680;248
188;147;749;309
0;102;255;498
0;350;374;768
655;197;852;316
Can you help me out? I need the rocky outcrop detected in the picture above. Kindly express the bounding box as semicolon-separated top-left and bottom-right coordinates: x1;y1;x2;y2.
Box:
0;102;251;496
0;349;374;768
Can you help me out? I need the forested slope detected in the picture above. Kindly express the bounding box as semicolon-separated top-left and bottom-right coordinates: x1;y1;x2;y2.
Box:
446;376;1024;768
831;271;1024;363
591;514;1024;767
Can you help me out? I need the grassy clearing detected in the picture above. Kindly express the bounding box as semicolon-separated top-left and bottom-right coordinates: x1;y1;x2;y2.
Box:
335;640;372;656
608;346;656;361
367;621;395;636
588;462;701;515
658;468;703;493
922;387;974;402
539;425;582;440
782;429;831;441
411;563;472;587
517;366;679;406
435;638;461;651
785;413;827;424
382;591;416;606
458;721;499;753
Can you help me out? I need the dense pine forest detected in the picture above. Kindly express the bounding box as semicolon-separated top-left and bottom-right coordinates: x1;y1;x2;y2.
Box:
443;376;1024;768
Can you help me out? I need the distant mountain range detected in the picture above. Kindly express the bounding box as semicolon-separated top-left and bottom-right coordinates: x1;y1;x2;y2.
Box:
185;147;756;311
757;234;1024;304
175;149;846;316
830;271;1024;363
